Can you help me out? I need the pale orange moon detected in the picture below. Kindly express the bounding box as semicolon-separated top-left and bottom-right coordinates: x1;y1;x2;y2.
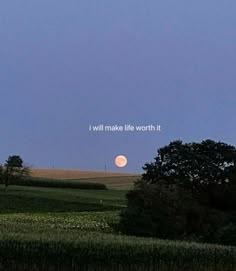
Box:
115;155;128;168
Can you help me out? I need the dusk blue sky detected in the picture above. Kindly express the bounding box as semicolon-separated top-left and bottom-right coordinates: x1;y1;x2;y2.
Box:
0;1;235;173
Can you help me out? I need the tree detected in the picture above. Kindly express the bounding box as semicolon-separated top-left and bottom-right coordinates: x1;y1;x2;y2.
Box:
141;139;236;197
2;155;30;191
120;139;236;244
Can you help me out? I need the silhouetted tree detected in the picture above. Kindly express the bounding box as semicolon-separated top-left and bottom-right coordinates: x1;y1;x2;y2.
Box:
142;139;236;197
3;155;30;191
120;140;236;244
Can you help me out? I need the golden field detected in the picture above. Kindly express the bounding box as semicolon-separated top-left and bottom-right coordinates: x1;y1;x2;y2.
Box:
30;168;140;189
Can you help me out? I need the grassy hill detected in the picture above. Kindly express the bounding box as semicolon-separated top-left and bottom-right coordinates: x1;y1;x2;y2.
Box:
0;185;235;270
0;169;235;270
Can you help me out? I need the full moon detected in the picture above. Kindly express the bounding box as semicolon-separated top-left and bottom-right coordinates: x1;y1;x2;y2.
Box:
115;155;128;168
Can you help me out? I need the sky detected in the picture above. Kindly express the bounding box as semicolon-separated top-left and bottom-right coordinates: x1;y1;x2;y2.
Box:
0;1;235;173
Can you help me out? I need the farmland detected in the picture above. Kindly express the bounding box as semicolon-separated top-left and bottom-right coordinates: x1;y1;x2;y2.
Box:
0;169;235;270
30;168;140;189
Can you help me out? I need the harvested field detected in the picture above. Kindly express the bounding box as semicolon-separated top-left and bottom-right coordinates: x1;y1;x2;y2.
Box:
30;168;140;189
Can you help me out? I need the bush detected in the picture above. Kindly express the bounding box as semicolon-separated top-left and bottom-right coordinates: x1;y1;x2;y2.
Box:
120;182;235;245
203;184;236;211
214;223;236;246
120;183;190;239
213;213;236;246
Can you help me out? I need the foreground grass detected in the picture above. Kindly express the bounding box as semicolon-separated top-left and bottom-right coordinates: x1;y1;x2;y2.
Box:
0;185;235;270
0;232;235;271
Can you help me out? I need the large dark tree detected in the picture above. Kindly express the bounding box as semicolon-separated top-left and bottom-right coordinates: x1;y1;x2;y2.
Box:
142;139;236;192
120;140;236;244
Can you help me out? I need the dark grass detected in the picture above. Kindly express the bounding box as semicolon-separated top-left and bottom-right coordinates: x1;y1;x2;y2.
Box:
0;185;127;213
0;232;235;271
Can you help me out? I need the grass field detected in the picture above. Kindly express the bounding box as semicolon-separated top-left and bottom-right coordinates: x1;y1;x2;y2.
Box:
0;185;126;213
0;171;235;270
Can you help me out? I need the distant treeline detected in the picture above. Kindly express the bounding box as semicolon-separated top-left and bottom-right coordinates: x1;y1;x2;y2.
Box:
1;177;107;190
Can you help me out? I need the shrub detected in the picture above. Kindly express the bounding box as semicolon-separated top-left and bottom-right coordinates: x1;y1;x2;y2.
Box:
213;213;236;246
120;182;235;245
120;183;189;239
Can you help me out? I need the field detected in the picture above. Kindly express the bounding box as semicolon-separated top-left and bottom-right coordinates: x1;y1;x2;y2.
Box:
0;169;235;270
30;168;140;189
